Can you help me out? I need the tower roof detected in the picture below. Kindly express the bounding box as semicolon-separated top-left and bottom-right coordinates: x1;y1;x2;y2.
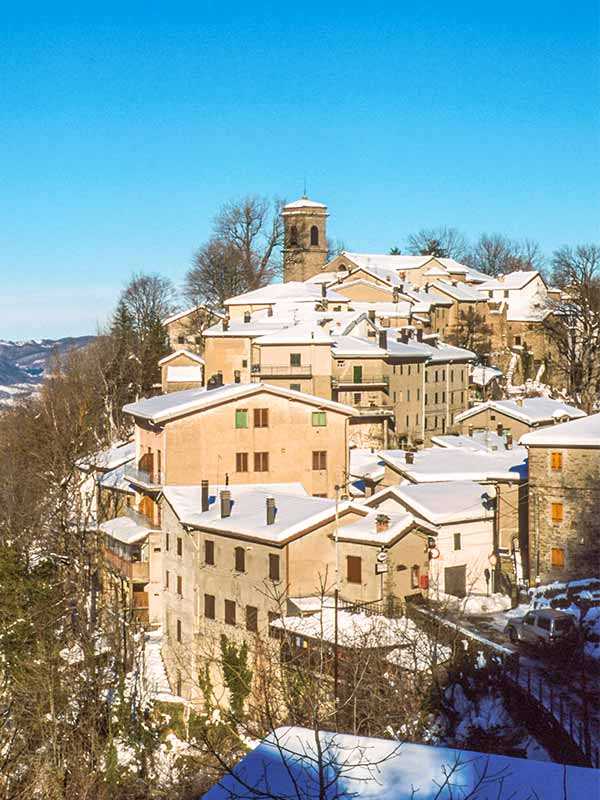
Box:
283;196;327;211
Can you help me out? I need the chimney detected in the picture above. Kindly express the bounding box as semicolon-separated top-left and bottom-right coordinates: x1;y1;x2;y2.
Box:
416;329;423;342
399;272;406;281
496;423;503;437
368;308;376;321
376;514;390;533
201;480;209;512
405;450;414;464
220;490;232;518
468;425;474;437
223;316;230;331
234;370;241;384
243;311;251;323
267;306;273;317
506;433;513;450
321;283;327;298
378;329;387;349
266;497;276;525
392;289;399;304
401;329;409;344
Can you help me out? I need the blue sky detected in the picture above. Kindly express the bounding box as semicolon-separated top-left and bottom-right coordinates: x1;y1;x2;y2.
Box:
1;1;599;339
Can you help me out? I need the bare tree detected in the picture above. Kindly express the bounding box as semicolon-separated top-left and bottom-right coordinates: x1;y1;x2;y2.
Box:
448;308;492;354
186;196;284;309
467;234;544;276
406;227;469;261
543;244;600;411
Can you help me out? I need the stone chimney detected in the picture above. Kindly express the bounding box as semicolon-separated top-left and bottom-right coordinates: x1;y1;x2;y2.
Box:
405;450;414;465
220;490;232;519
376;514;390;533
223;316;230;331
267;306;273;317
468;425;474;437
378;329;387;349
506;433;513;450
496;423;503;437
266;497;276;525
201;480;209;513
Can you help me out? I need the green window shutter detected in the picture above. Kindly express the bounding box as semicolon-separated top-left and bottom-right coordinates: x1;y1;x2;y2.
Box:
235;409;248;428
353;365;362;383
312;411;326;427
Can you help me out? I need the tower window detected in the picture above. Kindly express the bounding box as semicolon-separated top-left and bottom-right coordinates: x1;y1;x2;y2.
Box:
310;225;319;246
290;225;298;246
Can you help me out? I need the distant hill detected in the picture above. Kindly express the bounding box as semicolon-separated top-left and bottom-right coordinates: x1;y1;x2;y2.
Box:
0;336;95;406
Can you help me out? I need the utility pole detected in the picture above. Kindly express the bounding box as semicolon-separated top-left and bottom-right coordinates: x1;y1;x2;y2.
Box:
333;483;340;729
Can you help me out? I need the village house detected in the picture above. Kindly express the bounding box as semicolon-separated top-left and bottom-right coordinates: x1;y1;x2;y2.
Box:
455;397;586;440
122;382;354;504
159;349;204;392
520;413;600;584
164;304;225;353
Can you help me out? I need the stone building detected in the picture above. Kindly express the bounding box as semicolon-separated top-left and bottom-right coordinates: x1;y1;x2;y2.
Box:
521;413;600;584
164;305;224;354
455;398;585;440
282;197;329;282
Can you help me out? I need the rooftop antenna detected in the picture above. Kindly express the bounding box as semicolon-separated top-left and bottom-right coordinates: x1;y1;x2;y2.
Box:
303;175;307;198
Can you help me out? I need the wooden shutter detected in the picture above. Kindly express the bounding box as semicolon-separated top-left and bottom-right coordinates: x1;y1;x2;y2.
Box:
235;546;245;573
551;548;565;568
205;540;214;565
551;452;563;471
269;553;280;582
204;594;215;619
551;503;564;523
224;599;236;625
246;606;258;632
346;555;362;584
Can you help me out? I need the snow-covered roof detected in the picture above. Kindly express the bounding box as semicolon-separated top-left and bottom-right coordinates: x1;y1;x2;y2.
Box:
203;319;289;338
282;196;327;210
378;446;527;483
163;304;225;325
520;412;600;448
331;335;386;358
254;326;332;345
337;508;436;544
470;364;502;386
78;440;136;472
225;282;346;306
431;431;507;452
367;481;494;524
123;382;355;423
162;483;347;543
479;270;541;291
337;252;432;271
99;515;153;544
203;726;597;800
431;281;485;302
349;448;385;482
158;349;204;366
455;398;586;426
98;463;135;495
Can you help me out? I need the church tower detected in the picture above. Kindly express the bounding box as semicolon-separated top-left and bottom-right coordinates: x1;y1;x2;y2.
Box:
282;196;329;282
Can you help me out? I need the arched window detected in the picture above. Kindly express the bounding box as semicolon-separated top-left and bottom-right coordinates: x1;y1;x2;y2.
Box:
310;225;319;246
289;225;298;246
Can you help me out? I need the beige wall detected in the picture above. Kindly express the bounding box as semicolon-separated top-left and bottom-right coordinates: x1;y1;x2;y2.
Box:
204;336;253;384
457;407;534;440
254;342;332;398
161;352;204;393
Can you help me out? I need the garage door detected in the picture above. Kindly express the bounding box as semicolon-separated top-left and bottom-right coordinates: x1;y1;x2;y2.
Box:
444;565;467;598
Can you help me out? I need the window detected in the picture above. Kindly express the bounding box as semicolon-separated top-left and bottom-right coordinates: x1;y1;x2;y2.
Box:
177;335;185;344
406;415;409;428
551;502;564;523
537;615;551;631
551;452;563;471
254;408;269;428
346;555;362;584
205;540;215;565
504;289;509;298
312;411;327;426
453;533;461;551
236;452;249;472
310;225;319;246
417;388;420;401
435;392;438;404
406;390;410;401
524;612;535;626
176;619;182;643
290;383;301;391
450;369;454;381
242;359;248;368
225;599;236;626
424;394;428;406
165;532;170;551
353;393;361;405
290;225;298;246
290;353;301;367
234;546;246;573
204;594;215;619
353;365;363;383
177;537;182;557
411;565;420;589
235;409;248;429
312;450;327;470
176;671;182;696
269;553;280;582
176;575;183;597
551;548;565;568
515;335;522;346
165;570;169;589
246;605;258;632
407;365;411;376
195;336;202;345
254;451;269;472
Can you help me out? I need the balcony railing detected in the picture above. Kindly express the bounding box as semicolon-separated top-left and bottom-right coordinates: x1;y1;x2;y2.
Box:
123;463;162;490
352;405;394;417
332;376;390;394
103;547;150;582
251;364;313;377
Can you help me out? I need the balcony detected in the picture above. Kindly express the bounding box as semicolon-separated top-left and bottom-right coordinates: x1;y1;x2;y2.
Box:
103;547;150;582
251;364;313;378
332;376;389;392
352;405;394;417
123;462;162;490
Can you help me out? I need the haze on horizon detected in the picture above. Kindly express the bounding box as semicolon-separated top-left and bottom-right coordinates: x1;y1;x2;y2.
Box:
1;1;599;340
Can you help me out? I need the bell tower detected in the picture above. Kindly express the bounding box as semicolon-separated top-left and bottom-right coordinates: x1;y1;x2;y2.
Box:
282;196;328;282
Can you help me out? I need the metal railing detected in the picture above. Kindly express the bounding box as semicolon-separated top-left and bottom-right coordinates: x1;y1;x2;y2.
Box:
332;376;389;389
123;463;162;488
251;364;312;377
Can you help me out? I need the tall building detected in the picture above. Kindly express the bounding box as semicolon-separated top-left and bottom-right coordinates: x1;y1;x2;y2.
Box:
282;196;328;282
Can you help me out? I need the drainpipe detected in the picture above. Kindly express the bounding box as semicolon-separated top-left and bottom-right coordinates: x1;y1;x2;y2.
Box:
446;361;451;432
421;362;426;441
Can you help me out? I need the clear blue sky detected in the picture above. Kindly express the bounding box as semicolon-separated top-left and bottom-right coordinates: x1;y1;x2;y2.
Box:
1;1;599;339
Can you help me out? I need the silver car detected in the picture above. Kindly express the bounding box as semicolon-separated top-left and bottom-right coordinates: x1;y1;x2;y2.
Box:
506;608;577;649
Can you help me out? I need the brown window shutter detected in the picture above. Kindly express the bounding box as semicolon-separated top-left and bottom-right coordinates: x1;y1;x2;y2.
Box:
204;594;215;619
225;599;236;625
269;553;280;582
346;555;362;584
246;605;258;632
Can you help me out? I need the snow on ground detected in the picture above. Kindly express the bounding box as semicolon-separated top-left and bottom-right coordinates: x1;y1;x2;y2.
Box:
144;627;185;703
436;591;512;617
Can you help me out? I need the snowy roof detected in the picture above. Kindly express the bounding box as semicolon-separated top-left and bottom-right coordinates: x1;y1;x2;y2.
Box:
78;440;136;472
331;335;386;358
202;319;289;338
163;304;224;325
158;349;204;366
338;252;432;271
98;463;135;495
337;508;436;545
479;270;541;291
378;446;527;483
254;326;333;345
455;398;586;426
225;282;346;306
385;333;475;364
349;448;385;482
431;281;485;302
366;481;494;524
202;726;597;799
99;515;153;544
520;412;600;447
470;364;502;386
282;196;327;210
123;382;355;423
162;483;347;543
431;431;507;452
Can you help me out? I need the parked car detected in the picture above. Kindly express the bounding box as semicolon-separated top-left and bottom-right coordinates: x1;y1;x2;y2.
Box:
505;608;578;650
